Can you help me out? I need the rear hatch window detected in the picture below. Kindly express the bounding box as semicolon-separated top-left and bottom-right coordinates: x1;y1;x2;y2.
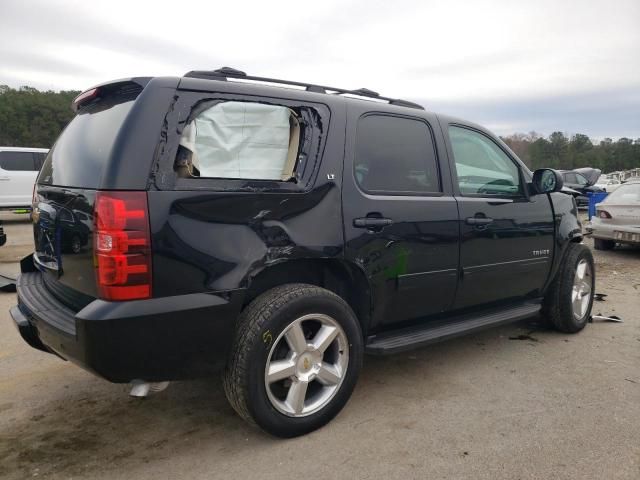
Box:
32;82;146;304
38;85;141;188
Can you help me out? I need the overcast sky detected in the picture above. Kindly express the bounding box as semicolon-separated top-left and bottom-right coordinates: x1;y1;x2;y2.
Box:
1;0;638;139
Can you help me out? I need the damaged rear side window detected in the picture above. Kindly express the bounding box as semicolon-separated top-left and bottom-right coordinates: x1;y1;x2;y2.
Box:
175;101;301;181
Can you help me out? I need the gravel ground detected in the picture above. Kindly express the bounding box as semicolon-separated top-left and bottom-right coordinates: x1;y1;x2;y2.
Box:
0;218;639;480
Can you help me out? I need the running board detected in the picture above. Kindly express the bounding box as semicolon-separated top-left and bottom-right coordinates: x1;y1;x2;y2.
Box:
365;302;542;355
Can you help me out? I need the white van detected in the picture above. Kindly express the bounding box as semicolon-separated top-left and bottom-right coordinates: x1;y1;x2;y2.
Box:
0;147;49;209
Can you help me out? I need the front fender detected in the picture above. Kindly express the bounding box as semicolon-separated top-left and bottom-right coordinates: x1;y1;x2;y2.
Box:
544;192;583;290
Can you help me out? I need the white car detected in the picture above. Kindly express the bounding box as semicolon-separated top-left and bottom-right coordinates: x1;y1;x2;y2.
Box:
594;177;622;193
589;180;640;250
0;147;48;209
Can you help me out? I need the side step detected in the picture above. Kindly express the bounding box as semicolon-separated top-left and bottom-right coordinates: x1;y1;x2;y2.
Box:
365;302;541;355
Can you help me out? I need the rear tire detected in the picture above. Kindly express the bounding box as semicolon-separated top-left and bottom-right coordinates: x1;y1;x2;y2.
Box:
223;284;363;438
593;238;615;250
71;235;82;254
542;243;595;333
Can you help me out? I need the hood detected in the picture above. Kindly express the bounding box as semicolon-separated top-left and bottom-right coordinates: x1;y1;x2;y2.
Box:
574;167;601;186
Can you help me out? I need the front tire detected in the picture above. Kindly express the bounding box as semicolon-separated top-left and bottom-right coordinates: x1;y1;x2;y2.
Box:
223;284;363;438
542;243;595;333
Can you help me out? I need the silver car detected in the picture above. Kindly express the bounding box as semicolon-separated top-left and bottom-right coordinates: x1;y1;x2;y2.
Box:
589;180;640;250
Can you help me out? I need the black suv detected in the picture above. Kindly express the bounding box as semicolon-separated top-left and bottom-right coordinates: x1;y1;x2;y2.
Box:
11;68;595;437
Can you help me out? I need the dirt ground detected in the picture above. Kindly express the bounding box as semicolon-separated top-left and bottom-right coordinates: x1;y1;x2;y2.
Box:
0;216;639;480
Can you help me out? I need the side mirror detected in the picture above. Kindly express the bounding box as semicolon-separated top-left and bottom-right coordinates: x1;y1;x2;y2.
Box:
531;168;563;194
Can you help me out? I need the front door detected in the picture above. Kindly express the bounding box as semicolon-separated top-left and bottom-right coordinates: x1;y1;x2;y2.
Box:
342;109;459;330
442;123;555;309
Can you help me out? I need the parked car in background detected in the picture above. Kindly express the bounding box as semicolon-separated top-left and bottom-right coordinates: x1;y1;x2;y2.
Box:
0;220;6;247
588;179;640;250
0;147;49;210
560;168;603;207
594;176;622;193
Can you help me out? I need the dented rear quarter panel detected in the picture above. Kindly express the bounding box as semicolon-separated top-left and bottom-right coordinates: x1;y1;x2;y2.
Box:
148;80;349;298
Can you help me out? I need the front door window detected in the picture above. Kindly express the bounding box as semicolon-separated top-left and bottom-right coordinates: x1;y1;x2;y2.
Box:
449;126;522;197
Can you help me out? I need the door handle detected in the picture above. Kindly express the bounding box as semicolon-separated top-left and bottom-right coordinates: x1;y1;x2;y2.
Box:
353;217;394;229
466;217;493;225
0;177;10;181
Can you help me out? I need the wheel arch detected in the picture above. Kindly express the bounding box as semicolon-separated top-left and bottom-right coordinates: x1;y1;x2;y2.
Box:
544;192;584;292
243;258;372;337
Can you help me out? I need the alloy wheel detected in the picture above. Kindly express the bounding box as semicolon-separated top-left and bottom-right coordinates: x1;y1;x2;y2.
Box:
572;259;593;320
264;313;349;417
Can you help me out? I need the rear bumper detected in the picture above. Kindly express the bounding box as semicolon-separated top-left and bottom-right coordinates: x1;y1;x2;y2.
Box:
11;269;245;383
589;222;640;244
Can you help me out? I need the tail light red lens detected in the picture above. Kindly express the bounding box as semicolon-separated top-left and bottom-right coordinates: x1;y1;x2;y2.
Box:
94;191;152;301
72;87;100;112
597;209;612;219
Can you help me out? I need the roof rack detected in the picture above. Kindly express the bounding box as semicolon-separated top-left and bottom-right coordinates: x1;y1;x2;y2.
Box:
183;67;425;110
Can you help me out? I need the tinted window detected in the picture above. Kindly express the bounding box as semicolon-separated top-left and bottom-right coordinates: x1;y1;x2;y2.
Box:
0;151;36;171
355;115;440;194
33;152;47;170
449;126;522;196
564;172;577;183
38;99;135;188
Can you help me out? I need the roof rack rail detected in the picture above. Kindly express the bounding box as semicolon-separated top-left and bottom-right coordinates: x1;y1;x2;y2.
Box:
183;67;425;111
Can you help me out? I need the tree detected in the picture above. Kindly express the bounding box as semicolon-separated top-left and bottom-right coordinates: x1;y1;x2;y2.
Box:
1;85;639;175
501;131;639;173
0;85;79;148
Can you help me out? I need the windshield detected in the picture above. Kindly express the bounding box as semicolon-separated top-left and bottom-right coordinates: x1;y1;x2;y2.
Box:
604;183;640;204
38;99;135;188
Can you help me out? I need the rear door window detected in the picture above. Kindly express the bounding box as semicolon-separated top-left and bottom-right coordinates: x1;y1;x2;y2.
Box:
354;114;440;194
175;101;300;181
0;151;36;171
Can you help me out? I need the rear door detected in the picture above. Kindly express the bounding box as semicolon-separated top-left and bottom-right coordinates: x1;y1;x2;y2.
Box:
343;107;459;330
0;150;39;207
442;123;554;309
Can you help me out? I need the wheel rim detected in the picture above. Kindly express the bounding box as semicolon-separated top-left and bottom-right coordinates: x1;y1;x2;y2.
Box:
72;237;81;253
572;259;593;320
264;313;349;417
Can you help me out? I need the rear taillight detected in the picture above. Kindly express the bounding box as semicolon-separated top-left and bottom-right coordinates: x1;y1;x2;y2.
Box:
597;209;612;219
94;191;152;301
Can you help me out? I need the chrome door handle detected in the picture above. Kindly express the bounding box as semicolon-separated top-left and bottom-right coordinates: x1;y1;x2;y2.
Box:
353;217;394;229
466;217;493;225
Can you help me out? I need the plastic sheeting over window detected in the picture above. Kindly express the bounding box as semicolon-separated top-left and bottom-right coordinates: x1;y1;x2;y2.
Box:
178;101;300;180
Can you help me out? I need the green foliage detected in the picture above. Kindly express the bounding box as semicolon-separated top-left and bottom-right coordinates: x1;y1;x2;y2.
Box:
0;85;79;148
1;85;638;175
502;131;640;173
